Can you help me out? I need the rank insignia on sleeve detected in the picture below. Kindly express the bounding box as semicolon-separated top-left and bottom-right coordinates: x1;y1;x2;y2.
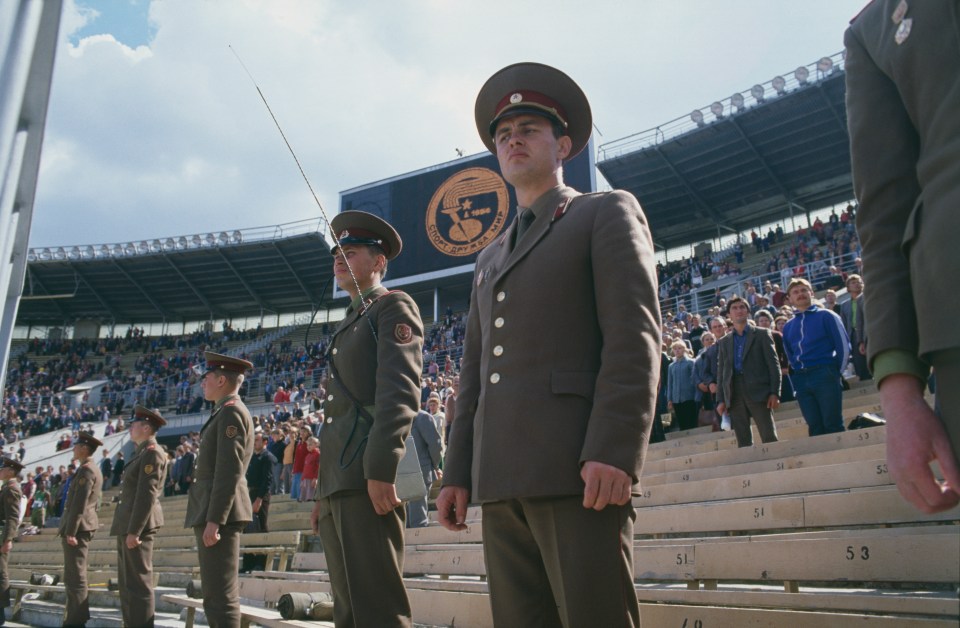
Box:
77;478;86;486
144;464;154;475
225;425;238;438
395;323;413;343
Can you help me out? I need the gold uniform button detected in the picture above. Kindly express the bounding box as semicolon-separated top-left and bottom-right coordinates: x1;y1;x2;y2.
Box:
493;345;504;356
325;417;332;424
496;291;506;302
332;348;338;355
494;317;505;328
490;373;501;384
327;395;334;401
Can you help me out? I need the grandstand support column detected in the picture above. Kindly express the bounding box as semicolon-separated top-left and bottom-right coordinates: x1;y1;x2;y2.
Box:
0;0;63;389
433;286;438;323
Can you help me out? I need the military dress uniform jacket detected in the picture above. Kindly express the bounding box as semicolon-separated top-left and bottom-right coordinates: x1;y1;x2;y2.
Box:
184;395;254;527
109;438;166;537
58;461;102;537
444;185;662;502
715;326;782;407
319;285;424;498
0;480;21;543
845;0;960;365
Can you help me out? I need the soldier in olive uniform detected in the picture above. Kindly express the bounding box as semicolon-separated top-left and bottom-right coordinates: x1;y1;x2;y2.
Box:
309;211;424;628
437;63;660;627
0;457;24;627
59;432;104;628
183;352;254;628
110;405;167;628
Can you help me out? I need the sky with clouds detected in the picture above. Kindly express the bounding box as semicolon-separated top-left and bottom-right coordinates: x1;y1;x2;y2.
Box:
29;0;868;248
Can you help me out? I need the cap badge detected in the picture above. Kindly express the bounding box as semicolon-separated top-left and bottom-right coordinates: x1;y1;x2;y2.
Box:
509;93;523;104
225;425;239;438
340;230;350;238
144;464;154;475
894;17;912;44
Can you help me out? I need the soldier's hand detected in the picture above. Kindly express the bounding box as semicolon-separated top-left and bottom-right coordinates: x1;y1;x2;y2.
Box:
581;460;632;511
253;497;262;514
202;521;221;547
125;533;141;550
880;374;960;514
0;540;11;554
66;536;78;547
766;395;780;410
715;402;726;416
367;479;401;515
436;486;470;531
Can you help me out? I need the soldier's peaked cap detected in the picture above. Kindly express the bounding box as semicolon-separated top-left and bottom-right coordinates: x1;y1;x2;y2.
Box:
203;351;253;375
0;457;24;474
76;432;104;451
129;404;167;430
329;211;403;261
475;62;592;159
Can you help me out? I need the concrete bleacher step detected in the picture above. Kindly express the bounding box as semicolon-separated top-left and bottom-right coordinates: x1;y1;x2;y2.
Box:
16;598;182;628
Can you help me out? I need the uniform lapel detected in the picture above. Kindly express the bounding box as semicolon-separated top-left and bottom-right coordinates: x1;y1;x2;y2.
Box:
742;325;757;360
497;186;578;281
328;285;388;347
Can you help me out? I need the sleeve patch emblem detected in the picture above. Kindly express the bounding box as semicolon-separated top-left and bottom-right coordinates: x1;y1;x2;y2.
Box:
395;323;413;343
77;477;86;486
144;464;154;475
225;425;238;438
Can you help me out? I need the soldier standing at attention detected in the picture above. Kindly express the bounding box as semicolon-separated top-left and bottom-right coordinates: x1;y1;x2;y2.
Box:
0;457;24;627
437;63;661;627
110;405;167;628
309;211;424;627
183;352;254;628
59;432;104;628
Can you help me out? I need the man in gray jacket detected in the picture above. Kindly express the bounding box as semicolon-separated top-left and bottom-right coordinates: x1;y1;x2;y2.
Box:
406;410;442;528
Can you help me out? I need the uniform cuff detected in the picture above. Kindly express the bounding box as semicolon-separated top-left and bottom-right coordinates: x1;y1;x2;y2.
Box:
872;349;929;387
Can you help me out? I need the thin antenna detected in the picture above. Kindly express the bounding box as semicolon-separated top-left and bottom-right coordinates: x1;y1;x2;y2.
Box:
228;45;367;309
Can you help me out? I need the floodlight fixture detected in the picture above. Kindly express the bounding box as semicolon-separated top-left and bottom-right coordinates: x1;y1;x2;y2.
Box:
772;76;786;95
690;109;705;127
178;236;189;249
231;230;243;244
191;235;202;248
710;102;724;119
163;238;176;251
731;93;744;112
794;66;809;85
38;248;52;261
218;231;230;245
139;240;150;254
124;243;137;256
27;250;37;262
112;244;124;257
750;84;765;103
817;56;834;75
54;247;67;260
149;239;163;253
99;245;111;258
204;233;216;246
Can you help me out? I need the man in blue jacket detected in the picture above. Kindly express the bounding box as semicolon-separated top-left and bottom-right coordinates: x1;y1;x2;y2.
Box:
782;278;851;436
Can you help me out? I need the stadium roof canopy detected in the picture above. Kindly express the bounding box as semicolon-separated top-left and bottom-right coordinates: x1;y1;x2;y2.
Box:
597;51;852;251
17;219;336;326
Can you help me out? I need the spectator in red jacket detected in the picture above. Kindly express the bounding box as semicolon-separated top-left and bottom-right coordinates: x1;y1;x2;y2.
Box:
290;425;310;500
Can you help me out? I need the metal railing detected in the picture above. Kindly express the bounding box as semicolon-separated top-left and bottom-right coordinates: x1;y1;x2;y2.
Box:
26;216;331;262
598;51;846;162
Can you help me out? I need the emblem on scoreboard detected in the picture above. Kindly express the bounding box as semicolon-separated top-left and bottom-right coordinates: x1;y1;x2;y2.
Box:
425;167;510;257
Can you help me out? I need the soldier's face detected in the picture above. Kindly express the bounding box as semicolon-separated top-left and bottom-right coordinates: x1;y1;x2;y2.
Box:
494;114;571;189
333;245;384;291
